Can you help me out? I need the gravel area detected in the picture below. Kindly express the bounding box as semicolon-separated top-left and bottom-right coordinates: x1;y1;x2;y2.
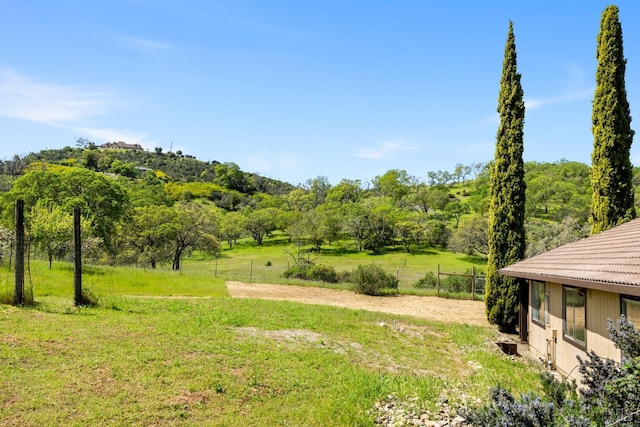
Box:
226;281;490;327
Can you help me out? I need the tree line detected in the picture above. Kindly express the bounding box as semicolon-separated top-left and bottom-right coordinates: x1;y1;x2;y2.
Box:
2;152;636;273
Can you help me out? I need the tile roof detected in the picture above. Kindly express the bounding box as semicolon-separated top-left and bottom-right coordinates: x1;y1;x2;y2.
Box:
499;218;640;293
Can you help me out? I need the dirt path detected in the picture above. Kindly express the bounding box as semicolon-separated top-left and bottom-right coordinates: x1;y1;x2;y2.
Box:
226;281;491;327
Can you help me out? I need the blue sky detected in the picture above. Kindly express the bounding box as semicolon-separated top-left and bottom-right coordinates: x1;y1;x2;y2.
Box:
1;1;639;185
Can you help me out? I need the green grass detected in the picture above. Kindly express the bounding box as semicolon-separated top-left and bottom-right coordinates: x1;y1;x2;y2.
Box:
0;261;228;307
0;251;534;424
186;234;486;293
0;291;542;425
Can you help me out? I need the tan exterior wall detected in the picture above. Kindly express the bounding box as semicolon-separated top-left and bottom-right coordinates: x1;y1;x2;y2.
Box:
586;289;621;361
529;282;621;381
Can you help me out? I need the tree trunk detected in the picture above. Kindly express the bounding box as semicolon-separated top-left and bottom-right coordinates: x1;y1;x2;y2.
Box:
173;252;181;271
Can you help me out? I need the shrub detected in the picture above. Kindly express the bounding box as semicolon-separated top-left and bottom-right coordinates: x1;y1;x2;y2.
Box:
464;316;640;426
307;264;338;283
336;271;352;283
283;263;311;280
414;271;437;289
283;262;338;283
351;264;398;296
463;385;556;426
442;274;470;293
413;269;485;293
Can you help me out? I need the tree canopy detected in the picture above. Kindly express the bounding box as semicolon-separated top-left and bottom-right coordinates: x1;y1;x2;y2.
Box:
485;22;526;333
590;5;635;234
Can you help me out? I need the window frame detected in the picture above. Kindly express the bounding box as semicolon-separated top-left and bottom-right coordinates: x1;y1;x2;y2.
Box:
619;295;640;361
531;280;546;328
621;295;640;327
563;286;586;350
544;293;550;326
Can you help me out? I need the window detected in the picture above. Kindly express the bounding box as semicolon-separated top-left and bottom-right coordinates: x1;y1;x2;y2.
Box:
564;286;586;347
622;296;640;327
545;293;550;325
531;281;545;326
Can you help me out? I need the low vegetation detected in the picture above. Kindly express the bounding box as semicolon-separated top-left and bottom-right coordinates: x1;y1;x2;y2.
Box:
465;316;640;426
350;263;399;296
189;239;487;300
0;261;229;305
0;261;543;425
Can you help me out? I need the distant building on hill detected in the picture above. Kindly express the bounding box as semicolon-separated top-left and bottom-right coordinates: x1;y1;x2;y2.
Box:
101;141;143;150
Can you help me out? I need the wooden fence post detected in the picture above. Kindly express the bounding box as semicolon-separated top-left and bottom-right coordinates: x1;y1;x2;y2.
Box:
73;207;82;306
14;200;24;305
436;264;440;297
472;266;476;301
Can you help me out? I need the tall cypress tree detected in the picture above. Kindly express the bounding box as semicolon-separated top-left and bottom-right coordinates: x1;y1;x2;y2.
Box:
590;5;635;234
485;22;526;333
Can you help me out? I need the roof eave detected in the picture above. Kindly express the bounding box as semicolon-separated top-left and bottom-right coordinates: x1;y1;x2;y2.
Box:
499;269;640;297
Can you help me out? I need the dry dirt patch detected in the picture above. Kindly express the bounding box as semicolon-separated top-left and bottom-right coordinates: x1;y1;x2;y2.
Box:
225;281;490;327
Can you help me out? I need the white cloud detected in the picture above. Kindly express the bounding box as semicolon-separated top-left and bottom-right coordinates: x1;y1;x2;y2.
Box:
524;87;593;110
0;69;110;123
64;125;152;147
354;140;418;160
121;36;173;52
0;69;156;147
354;148;384;159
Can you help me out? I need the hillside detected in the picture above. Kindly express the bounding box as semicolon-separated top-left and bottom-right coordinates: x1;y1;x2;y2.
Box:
6;144;296;196
2;144;640;273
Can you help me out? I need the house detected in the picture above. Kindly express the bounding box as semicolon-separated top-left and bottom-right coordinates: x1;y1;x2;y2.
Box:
101;141;143;150
499;218;640;380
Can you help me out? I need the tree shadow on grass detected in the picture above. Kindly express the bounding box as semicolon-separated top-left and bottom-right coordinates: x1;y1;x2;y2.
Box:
256;237;291;247
318;246;361;256
82;265;108;276
359;246;442;256
459;255;488;266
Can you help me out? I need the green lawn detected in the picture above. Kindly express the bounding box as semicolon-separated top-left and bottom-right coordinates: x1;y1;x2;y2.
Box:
0;293;541;425
0;258;542;425
0;261;227;306
0;249;539;426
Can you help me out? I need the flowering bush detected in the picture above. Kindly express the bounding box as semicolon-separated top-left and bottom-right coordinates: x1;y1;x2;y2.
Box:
464;316;640;426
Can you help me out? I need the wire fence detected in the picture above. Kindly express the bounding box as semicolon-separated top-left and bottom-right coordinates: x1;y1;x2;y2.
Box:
202;257;486;301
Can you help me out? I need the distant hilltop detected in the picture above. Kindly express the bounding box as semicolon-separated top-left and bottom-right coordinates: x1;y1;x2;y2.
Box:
100;141;143;150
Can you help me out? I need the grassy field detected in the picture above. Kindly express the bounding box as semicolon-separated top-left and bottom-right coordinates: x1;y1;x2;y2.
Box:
0;278;542;426
0;261;228;305
185;234;487;294
0;247;538;425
